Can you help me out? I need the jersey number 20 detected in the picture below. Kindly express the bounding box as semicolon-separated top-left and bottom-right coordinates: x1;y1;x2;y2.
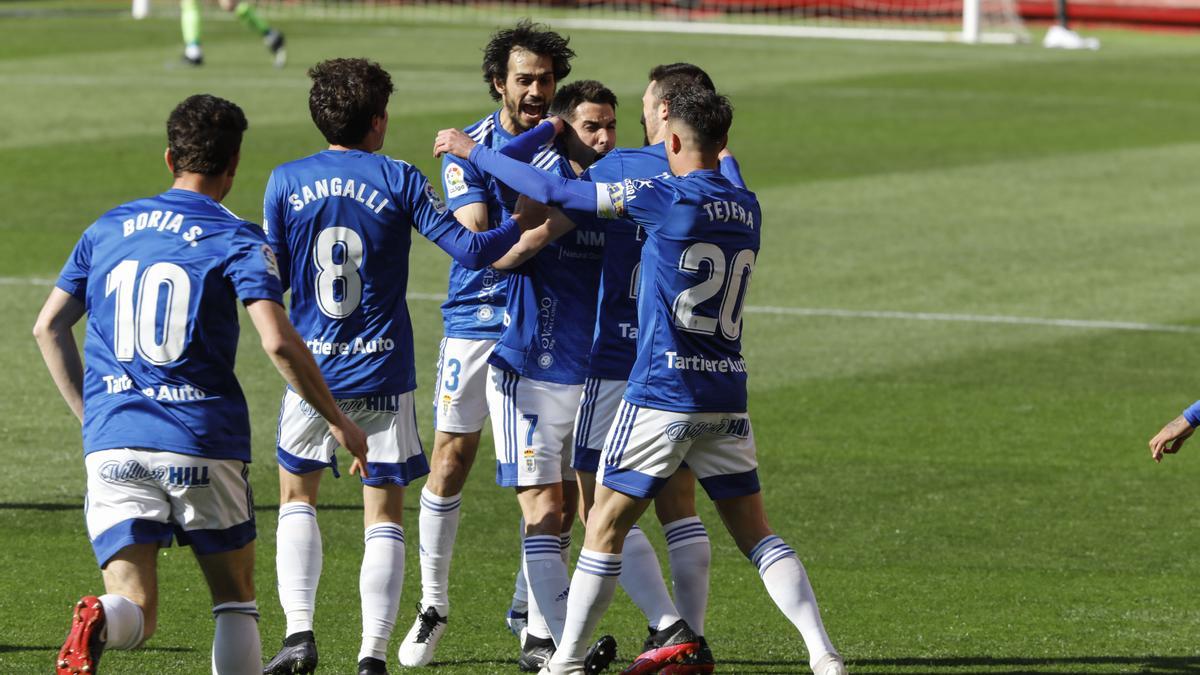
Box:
672;244;756;340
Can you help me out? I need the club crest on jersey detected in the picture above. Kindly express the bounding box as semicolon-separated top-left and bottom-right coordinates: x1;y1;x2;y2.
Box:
261;244;281;279
538;353;554;369
664;418;750;442
524;447;536;472
444;163;468;198
476;306;495;322
424;182;447;214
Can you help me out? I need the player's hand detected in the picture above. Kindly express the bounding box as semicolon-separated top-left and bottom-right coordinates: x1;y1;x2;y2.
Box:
544;116;565;135
329;413;370;477
513;194;549;231
433;128;477;159
1149;415;1194;463
718;147;734;160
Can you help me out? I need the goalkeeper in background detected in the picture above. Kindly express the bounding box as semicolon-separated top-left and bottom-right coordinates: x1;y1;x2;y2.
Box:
178;0;286;67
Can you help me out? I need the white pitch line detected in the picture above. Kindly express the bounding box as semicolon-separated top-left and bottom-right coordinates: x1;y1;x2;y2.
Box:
5;277;1197;335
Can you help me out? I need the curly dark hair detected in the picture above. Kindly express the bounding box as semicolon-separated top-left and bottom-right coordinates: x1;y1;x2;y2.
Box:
166;94;248;177
482;19;574;102
648;63;716;104
308;58;394;146
666;87;733;153
549;79;618;121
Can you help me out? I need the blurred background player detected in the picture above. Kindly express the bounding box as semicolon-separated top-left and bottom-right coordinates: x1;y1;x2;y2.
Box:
399;20;576;670
434;86;846;675
37;93;369;675
261;58;529;675
178;0;286;67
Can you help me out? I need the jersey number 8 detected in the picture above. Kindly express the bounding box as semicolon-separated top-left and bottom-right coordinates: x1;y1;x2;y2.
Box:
314;226;365;319
672;243;756;341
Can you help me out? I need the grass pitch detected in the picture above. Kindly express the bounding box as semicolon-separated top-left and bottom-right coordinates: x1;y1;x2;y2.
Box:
3;5;1200;673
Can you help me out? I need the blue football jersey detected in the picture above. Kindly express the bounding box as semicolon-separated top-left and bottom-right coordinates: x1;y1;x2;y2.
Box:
574;144;672;381
56;189;284;461
264;149;470;398
489;156;606;385
593;171;761;413
440;111;565;339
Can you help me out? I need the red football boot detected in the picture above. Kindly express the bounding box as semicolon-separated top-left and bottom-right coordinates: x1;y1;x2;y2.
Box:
621;620;701;675
56;596;105;675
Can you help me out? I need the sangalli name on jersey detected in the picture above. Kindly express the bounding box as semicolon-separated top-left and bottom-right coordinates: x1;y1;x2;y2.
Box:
287;177;390;214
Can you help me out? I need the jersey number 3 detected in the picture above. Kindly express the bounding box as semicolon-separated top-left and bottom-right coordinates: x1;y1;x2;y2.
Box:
314;226;365;319
672;243;756;340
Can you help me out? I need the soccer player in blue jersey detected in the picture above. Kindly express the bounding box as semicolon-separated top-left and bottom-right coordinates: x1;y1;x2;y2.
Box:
260;58;529;675
401;20;577;669
435;87;846;675
472;67;733;672
36;94;369;675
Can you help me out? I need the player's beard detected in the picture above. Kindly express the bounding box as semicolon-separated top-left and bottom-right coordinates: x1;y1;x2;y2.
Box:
506;93;546;132
641;114;650;147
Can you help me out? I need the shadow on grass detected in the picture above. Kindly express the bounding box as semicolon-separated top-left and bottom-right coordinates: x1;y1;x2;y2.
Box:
841;655;1200;674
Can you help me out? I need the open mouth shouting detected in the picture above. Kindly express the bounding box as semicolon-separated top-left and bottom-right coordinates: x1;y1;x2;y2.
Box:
517;100;545;128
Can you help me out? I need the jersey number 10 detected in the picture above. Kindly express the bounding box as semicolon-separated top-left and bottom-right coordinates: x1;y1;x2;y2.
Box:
105;260;191;365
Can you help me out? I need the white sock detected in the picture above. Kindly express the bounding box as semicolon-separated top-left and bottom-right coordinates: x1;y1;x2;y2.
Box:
418;488;461;615
359;523;405;663
524;534;570;644
97;594;144;650
619;526;679;631
549;549;620;667
211;601;261;675
751;535;838;668
276;502;322;636
664;516;711;635
511;517;528;615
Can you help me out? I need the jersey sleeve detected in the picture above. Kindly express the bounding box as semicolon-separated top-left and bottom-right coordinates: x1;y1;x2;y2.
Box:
467;145;598;214
442;153;487;211
262;170;292;292
594;177;674;230
399;163;523;270
55;227;94;301
499;119;558;162
223;223;285;305
719;155;747;189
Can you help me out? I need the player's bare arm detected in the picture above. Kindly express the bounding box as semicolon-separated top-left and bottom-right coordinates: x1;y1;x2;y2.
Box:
493;207;576;270
1149;415;1194;462
32;287;87;423
245;299;370;476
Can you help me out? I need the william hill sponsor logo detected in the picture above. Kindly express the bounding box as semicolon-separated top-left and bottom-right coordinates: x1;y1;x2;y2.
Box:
664;418;750;442
99;460;211;488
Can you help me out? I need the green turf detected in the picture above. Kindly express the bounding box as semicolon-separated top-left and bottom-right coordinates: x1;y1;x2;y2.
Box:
3;7;1200;674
